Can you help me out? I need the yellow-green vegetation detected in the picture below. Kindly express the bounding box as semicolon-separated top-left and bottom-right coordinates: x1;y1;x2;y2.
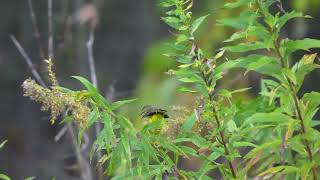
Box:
21;0;320;179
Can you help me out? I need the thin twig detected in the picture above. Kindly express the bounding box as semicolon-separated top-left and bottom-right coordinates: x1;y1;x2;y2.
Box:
68;124;93;180
28;0;45;60
86;27;98;87
48;0;53;59
274;39;318;180
80;132;90;153
86;25;104;180
54;125;68;142
10;35;46;87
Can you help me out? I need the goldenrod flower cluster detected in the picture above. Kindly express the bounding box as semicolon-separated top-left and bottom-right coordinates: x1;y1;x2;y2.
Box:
22;78;90;127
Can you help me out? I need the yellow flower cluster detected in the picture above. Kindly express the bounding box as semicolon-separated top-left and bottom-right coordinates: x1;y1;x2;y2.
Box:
22;78;90;127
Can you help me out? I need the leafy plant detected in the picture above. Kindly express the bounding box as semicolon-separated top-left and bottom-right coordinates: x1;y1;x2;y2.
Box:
0;140;10;180
21;0;320;179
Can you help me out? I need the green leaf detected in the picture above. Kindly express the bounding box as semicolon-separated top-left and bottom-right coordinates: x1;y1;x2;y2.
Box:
59;115;73;124
176;55;193;64
0;174;11;180
176;34;189;44
207;148;224;161
282;68;297;85
300;162;313;179
95;112;115;150
87;107;100;127
302;92;320;122
258;166;299;177
233;141;257;148
181;114;197;132
178;74;204;84
217;89;232;98
245;140;281;159
176;86;197;93
77;129;84;146
293;53;320;89
24;177;35;180
179;146;198;157
231;87;251;94
72;76;97;92
276;11;310;32
159;0;176;7
283;38;320;54
161;16;182;29
224;25;271;43
196;161;217;179
226;120;238;133
224;0;252;9
72;76;110;108
215;55;282;80
226;41;272;52
224;31;246;42
190;14;210;34
154;136;185;156
0;140;7;149
217;11;256;29
241;112;294;129
111;98;138;110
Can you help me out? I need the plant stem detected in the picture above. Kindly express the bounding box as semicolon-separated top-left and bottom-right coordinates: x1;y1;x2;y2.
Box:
86;25;104;180
209;95;237;178
10;35;46;87
201;71;237;178
259;2;317;175
28;0;45;60
48;0;53;59
273;40;317;180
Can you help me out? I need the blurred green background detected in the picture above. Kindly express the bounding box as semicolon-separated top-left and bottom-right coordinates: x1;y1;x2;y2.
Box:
0;0;320;179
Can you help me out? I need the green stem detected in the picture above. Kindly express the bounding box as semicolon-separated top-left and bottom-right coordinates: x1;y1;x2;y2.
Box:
273;40;317;180
201;71;237;178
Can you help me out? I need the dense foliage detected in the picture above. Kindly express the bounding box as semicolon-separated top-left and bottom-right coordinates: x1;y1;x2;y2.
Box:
21;0;320;179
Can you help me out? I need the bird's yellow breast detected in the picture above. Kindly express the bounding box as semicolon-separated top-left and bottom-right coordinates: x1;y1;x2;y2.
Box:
149;114;165;123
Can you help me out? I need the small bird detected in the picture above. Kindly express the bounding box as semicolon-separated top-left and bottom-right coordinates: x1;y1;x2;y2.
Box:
141;105;169;134
141;105;169;123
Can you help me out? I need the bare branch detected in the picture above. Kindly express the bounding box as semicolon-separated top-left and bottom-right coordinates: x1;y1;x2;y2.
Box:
86;27;98;87
28;0;45;60
48;0;53;59
67;124;93;180
86;23;103;180
54;125;68;142
10;35;47;87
